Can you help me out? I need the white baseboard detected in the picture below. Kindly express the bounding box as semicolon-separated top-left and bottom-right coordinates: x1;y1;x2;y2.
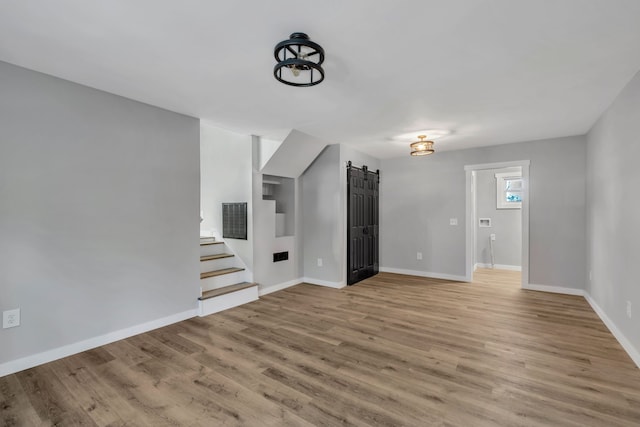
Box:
302;277;346;289
259;278;302;296
476;279;639;369
258;277;346;296
584;293;640;369
379;267;467;282
523;283;585;296
0;308;198;378
475;263;522;271
199;287;258;317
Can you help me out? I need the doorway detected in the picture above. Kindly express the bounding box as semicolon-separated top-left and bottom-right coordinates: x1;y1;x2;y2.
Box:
346;162;379;285
475;166;522;271
464;161;530;288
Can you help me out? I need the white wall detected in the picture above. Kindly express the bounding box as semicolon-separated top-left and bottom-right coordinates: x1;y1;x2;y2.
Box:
380;135;586;288
586;70;640;362
475;167;522;268
0;61;200;371
252;138;301;292
260;130;326;179
200;123;253;271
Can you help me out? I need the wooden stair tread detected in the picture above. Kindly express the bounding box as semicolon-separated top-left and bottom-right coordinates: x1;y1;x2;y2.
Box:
200;267;245;279
200;241;224;246
200;253;234;261
199;282;257;300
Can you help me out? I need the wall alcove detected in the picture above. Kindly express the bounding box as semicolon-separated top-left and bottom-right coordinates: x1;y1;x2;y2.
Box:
262;174;295;237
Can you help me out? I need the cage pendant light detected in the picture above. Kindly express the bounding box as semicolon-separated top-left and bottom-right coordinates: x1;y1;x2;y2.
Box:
410;135;435;156
274;32;325;87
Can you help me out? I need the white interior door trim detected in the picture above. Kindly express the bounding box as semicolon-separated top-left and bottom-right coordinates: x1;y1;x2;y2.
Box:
464;160;530;288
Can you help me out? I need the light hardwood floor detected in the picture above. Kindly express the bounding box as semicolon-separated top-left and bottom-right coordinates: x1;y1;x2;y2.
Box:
2;270;640;426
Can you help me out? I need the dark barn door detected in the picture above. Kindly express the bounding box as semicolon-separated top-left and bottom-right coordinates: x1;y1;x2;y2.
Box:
347;162;379;285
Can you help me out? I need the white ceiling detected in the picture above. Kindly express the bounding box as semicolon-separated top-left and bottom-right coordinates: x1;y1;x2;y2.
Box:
1;0;640;158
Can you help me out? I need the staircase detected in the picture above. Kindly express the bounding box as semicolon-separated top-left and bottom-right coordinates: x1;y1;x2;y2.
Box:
199;237;258;316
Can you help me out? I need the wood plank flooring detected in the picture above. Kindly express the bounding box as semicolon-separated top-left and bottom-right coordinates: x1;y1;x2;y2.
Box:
2;270;640;426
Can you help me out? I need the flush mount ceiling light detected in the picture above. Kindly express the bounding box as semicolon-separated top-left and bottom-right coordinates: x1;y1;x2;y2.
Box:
274;32;325;87
410;135;435;156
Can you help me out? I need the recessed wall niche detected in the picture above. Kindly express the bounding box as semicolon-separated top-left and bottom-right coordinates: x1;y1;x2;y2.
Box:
262;174;295;237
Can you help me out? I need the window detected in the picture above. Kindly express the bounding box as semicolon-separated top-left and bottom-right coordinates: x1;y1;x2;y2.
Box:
495;172;522;209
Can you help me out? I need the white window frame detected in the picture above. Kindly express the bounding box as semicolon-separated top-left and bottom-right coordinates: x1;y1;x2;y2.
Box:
495;171;522;209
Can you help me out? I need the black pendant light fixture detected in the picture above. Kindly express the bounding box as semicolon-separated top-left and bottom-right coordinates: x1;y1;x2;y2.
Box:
274;32;325;87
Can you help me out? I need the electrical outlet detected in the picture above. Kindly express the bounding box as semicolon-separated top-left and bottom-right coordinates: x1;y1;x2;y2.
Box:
450;218;458;226
627;301;632;319
3;308;20;329
490;234;496;241
417;252;423;260
317;258;323;267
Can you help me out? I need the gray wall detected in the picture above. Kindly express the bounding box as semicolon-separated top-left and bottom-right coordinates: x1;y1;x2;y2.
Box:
300;144;380;285
340;145;382;173
200;124;253;271
380;135;586;288
475;167;522;267
0;61;200;365
586;70;640;355
301;145;342;283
